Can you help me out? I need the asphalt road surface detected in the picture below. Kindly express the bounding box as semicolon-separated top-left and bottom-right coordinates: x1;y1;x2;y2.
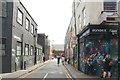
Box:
17;59;72;80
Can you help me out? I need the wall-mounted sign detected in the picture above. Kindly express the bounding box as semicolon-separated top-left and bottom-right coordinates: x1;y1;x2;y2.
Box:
109;29;118;35
13;35;21;41
91;29;107;33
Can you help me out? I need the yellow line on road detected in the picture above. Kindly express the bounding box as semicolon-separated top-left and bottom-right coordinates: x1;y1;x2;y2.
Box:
62;65;73;80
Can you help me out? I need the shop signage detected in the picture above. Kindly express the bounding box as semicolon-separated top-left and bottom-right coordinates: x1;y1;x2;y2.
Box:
109;29;118;35
91;28;118;35
91;29;107;33
14;35;21;41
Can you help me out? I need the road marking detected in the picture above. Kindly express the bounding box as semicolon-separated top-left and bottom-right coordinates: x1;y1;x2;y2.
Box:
0;76;2;80
62;66;73;80
15;63;48;80
43;73;48;80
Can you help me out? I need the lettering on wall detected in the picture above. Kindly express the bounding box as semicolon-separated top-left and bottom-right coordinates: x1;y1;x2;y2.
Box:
92;29;107;33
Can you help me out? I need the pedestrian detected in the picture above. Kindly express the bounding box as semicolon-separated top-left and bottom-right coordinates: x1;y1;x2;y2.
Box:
65;57;67;64
68;58;70;64
43;56;45;62
57;54;61;65
61;55;65;65
103;54;113;78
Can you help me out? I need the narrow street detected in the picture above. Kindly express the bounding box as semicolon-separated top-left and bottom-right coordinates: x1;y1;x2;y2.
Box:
17;59;72;80
0;0;119;79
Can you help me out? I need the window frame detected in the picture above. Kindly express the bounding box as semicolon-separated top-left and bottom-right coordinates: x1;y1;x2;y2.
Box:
25;18;30;31
25;44;29;56
31;24;34;34
82;7;86;27
17;8;23;25
0;38;6;56
30;46;34;55
16;41;22;56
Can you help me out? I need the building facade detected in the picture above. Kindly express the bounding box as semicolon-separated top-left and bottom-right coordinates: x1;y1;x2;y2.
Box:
37;34;50;61
52;44;64;58
0;0;42;73
65;0;120;77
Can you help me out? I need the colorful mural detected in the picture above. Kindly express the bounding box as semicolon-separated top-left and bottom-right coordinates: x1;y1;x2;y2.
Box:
79;38;118;76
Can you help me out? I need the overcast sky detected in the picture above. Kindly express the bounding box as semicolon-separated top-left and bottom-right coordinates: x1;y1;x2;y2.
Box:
20;0;73;44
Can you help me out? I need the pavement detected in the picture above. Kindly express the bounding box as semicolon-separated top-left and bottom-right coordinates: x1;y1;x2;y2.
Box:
0;61;49;78
64;64;99;80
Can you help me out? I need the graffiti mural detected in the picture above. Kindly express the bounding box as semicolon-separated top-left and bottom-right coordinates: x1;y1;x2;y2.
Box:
79;38;118;76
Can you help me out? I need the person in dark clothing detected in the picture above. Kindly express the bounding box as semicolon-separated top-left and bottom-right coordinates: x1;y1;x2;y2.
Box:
57;54;61;65
65;57;67;64
103;54;113;78
43;56;45;62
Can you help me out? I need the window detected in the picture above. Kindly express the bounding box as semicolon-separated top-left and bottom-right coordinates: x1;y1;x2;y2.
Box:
16;42;22;56
0;38;6;56
78;15;82;26
37;48;39;55
82;8;86;27
1;1;7;17
104;2;117;11
25;44;29;55
40;49;42;55
78;15;82;31
31;24;34;34
25;18;30;30
30;46;34;55
17;9;23;25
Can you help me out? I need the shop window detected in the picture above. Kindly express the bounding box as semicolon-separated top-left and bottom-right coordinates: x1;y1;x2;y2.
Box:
17;9;23;25
16;42;22;56
25;44;29;55
0;38;6;56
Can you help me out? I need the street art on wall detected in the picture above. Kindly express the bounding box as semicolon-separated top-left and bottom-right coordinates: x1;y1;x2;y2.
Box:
79;38;118;76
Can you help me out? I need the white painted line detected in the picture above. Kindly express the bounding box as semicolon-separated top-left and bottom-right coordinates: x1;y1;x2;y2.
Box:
43;73;48;80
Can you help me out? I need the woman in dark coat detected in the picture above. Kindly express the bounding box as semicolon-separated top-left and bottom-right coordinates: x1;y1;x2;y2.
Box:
103;54;113;78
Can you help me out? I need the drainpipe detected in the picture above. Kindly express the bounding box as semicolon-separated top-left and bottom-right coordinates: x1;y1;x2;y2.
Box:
21;34;24;70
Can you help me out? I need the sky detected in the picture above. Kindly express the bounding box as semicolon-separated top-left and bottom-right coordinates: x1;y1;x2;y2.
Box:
20;0;73;44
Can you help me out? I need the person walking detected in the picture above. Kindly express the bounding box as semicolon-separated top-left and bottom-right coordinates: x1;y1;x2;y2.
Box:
65;57;67;64
57;54;61;65
43;56;45;62
103;54;113;78
61;55;65;65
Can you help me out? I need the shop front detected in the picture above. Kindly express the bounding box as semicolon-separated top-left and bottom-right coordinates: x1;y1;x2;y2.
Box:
78;24;119;77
